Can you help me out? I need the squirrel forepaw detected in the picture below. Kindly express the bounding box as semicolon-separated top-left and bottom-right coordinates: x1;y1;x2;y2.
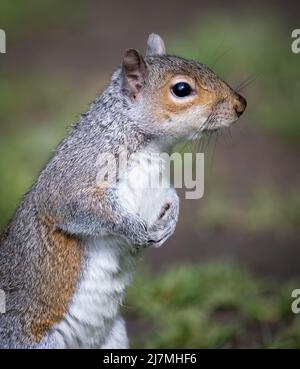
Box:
146;196;179;248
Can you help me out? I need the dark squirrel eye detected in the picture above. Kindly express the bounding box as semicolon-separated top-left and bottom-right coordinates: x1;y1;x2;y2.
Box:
171;82;192;98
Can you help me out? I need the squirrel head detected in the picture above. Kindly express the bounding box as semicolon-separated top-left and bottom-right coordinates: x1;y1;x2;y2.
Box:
120;33;247;141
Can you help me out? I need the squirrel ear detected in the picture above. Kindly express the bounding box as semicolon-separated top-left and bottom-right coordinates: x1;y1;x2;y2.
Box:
122;48;147;100
146;33;166;56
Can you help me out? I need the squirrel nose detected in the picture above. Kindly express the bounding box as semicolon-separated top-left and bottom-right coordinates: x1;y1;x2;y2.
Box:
233;94;247;117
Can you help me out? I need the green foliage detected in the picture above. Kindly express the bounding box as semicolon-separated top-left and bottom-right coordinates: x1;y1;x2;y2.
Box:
197;185;300;235
0;0;87;40
126;262;300;348
0;73;78;131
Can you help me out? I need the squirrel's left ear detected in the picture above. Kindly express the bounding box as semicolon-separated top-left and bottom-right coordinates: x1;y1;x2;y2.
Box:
146;33;166;56
122;49;147;101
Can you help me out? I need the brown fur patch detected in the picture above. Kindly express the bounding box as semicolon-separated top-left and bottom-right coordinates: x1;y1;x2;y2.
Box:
93;186;107;199
25;216;84;342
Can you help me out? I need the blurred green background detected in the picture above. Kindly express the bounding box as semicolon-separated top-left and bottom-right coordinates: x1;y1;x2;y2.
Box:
0;0;299;348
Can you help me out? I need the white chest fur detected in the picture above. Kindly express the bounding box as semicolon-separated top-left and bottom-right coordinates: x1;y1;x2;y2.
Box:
48;237;136;348
117;149;173;226
47;149;174;348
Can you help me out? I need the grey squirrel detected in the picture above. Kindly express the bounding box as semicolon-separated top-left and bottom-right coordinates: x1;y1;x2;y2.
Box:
0;34;246;348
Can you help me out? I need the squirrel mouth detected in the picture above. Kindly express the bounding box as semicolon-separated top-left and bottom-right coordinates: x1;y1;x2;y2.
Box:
201;113;220;133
